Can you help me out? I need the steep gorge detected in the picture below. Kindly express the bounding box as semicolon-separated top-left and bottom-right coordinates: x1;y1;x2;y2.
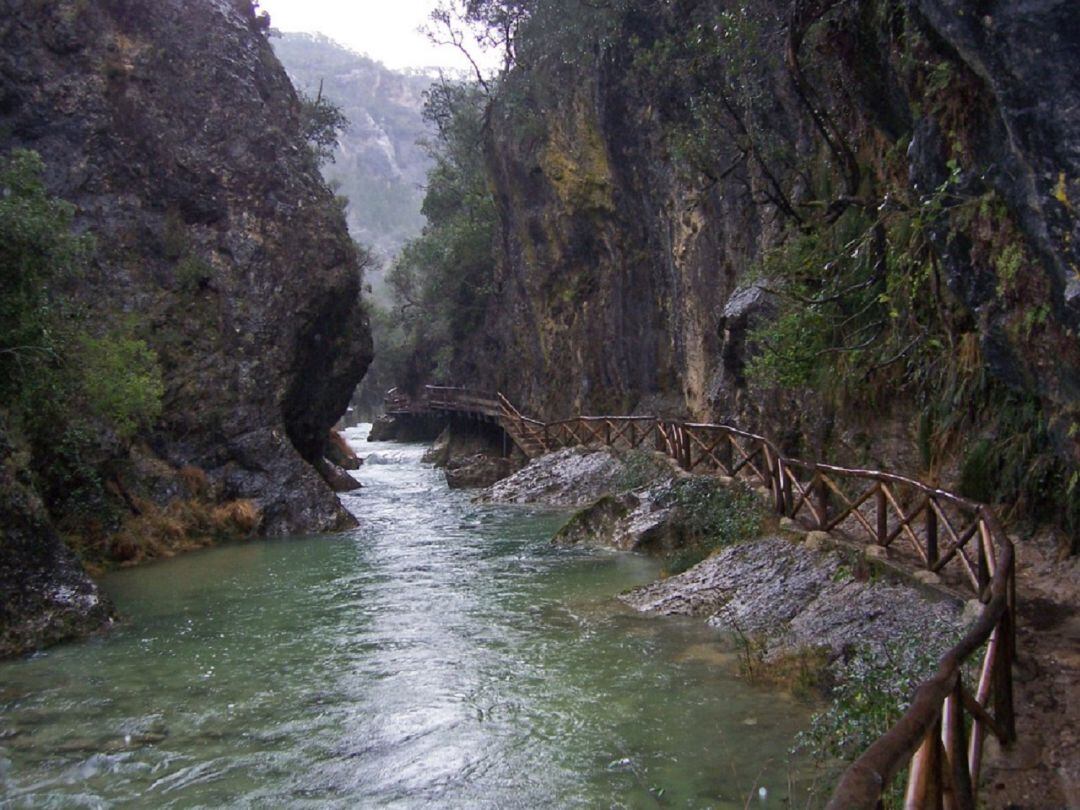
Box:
0;0;371;654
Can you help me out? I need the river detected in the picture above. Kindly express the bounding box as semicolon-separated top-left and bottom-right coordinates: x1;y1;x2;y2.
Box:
0;425;813;808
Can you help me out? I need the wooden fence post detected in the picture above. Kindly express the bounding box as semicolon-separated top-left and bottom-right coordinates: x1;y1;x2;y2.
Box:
905;718;945;809
977;523;991;595
945;679;976;810
780;461;792;516
876;484;888;546
815;474;830;530
994;609;1017;742
926;502;939;568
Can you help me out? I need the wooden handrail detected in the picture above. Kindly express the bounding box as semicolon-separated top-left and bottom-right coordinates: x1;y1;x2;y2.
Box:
382;386;1017;807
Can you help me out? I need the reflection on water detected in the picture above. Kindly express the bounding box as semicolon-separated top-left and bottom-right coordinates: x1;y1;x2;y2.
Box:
0;425;812;808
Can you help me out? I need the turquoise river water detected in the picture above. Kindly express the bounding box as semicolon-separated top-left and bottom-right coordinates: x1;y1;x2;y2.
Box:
0;425;813;808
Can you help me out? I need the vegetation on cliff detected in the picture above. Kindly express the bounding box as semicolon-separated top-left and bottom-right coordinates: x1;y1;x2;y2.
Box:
389;0;1079;548
1;150;163;511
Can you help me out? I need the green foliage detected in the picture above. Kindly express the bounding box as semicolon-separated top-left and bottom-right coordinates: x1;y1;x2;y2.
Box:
613;448;671;492
745;296;830;388
0;149;93;398
298;84;349;166
174;254;214;291
43;423;109;521
381;80;498;388
660;477;763;575
0;149;165;520
796;629;964;805
957;439;996;503
79;333;164;441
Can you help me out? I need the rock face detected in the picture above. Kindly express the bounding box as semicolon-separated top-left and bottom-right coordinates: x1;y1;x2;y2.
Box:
421;421;524;489
0;423;113;658
271;33;432;264
444;454;517;489
552;490;683;553
438;0;1079;512
0;0;372;534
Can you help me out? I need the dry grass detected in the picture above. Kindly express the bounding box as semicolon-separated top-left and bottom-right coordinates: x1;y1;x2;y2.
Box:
210;499;261;535
103;496;262;566
179;465;209;496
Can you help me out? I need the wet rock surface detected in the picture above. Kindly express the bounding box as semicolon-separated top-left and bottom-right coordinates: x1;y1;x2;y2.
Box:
479;447;630;507
0;0;371;535
552;486;685;554
0;424;113;659
368;414;446;443
621;537;964;663
444;454;518;489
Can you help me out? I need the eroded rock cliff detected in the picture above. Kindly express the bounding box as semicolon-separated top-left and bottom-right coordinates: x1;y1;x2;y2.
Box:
0;0;372;653
441;0;1079;535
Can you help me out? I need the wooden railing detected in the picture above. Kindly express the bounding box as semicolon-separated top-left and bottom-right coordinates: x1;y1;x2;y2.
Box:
382;387;1017;807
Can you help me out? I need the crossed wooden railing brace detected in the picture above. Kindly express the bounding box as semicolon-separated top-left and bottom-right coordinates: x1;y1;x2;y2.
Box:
384;385;1017;809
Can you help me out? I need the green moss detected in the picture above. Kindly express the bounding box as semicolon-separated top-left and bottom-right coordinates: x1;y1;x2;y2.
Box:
539;94;614;214
174;254;214;291
660;478;764;575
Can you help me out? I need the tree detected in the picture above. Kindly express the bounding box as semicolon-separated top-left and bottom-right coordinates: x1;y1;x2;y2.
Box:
298;81;349;166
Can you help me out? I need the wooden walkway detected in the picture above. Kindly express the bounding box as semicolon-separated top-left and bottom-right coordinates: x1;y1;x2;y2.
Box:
385;385;1018;809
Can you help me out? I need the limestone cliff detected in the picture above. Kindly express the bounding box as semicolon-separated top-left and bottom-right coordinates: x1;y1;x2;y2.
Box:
442;0;1078;534
0;0;372;653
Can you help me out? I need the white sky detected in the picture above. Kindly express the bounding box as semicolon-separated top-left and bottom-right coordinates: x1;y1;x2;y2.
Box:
257;0;499;73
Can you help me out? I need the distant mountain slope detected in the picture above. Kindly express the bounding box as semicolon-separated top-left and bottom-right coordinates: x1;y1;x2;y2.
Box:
272;32;433;292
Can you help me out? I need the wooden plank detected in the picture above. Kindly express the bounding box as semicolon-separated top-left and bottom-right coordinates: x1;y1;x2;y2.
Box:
993;608;1016;742
958;682;1006;745
823;482;880;536
931;520;981;573
787;470;823;525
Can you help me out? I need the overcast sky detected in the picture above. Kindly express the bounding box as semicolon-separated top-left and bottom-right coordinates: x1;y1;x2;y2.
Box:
257;0;499;72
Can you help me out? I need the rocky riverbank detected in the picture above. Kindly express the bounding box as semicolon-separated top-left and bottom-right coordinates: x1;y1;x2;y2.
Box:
481;446;969;683
620;536;964;666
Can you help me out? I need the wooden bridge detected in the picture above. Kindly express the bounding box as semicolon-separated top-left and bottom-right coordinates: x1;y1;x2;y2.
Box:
384;385;1017;809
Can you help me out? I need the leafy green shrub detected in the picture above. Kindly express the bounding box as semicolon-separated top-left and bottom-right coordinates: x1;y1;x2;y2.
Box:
298;84;349;166
795;628;964;804
0;148;93;399
660;477;763;574
79;333;164;441
614;448;671;491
